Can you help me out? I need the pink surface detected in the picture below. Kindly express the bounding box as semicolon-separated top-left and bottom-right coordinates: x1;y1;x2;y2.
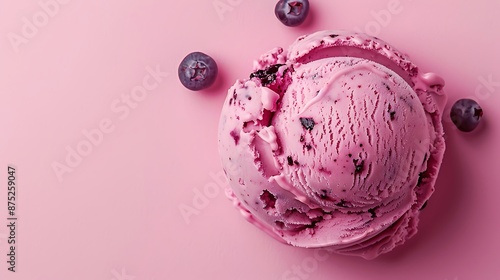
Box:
0;0;499;279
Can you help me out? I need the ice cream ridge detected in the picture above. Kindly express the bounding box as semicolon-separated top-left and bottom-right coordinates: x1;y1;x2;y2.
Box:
218;30;446;259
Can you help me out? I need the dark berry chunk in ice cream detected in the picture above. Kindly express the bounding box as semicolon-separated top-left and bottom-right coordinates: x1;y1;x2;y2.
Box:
299;117;315;130
260;190;277;210
250;64;284;86
275;0;309;27
450;99;483;132
353;159;365;174
368;208;377;218
178;52;218;91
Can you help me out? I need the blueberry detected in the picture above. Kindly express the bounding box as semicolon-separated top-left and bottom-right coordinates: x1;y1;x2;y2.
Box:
275;0;309;27
450;99;483;132
178;52;218;91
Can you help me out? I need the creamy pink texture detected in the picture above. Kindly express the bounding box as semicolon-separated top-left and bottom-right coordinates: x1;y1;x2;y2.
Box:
218;30;446;259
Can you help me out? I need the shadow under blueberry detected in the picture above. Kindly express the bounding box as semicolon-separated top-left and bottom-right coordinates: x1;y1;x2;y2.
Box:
203;56;228;95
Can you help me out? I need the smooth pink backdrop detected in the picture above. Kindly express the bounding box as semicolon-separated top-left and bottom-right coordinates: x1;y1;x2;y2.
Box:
1;0;499;279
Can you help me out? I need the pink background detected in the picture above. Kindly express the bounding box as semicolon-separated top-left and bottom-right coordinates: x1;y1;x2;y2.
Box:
1;0;499;279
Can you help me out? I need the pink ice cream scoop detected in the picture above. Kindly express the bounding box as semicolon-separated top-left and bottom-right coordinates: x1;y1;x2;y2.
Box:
218;30;446;259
